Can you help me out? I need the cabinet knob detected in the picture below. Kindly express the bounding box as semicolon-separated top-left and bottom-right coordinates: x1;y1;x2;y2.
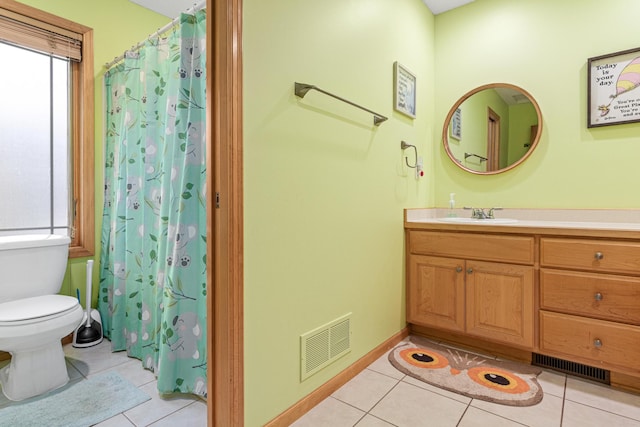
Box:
456;266;463;273
594;252;604;260
594;292;603;301
467;268;473;274
593;338;603;348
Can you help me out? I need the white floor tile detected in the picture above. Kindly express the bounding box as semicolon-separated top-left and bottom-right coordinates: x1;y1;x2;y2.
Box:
122;381;201;426
354;414;395;426
66;359;84;381
369;381;468;427
458;406;528;427
148;399;208;427
332;369;400;412
291;396;365;427
64;341;130;377
562;399;640;427
91;358;156;387
470;393;563;427
94;413;136;427
367;350;406;380
565;377;640;422
536;369;566;398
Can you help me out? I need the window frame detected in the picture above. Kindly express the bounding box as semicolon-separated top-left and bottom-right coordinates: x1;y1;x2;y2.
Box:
1;1;94;257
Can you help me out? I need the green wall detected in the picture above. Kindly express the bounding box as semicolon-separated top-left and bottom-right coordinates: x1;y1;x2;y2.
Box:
243;0;434;424
508;102;538;165
17;0;170;302
434;0;640;209
15;0;640;425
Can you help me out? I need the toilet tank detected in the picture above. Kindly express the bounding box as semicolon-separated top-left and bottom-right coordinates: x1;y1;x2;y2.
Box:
0;234;71;304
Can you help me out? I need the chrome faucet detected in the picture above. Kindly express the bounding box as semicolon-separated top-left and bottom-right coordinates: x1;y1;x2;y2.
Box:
464;207;503;219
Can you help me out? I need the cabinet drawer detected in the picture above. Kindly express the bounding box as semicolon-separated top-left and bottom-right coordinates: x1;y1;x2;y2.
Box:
541;269;640;324
409;231;534;265
541;238;640;274
540;311;640;372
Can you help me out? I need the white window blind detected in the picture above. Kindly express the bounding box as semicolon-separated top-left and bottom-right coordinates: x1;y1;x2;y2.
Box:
0;9;82;61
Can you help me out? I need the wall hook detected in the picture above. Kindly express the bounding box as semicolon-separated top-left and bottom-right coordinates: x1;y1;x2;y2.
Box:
401;141;417;168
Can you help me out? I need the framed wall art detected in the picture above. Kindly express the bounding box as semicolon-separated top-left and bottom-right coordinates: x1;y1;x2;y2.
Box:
394;62;416;118
588;47;640;127
450;108;461;140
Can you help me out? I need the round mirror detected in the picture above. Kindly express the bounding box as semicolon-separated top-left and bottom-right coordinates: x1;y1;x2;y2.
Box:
442;83;542;175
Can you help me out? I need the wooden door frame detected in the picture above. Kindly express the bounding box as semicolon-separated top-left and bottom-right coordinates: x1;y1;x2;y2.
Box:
486;107;500;171
207;0;244;425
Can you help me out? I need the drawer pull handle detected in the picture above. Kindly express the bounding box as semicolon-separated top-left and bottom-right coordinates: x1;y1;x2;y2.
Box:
467;268;473;274
594;252;604;260
594;338;603;348
594;292;603;301
456;266;463;273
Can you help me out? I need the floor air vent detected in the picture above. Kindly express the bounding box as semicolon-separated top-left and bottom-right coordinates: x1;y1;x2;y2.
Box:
300;313;352;381
533;353;610;384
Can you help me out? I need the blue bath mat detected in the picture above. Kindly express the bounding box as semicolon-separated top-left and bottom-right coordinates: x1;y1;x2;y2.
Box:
0;371;150;427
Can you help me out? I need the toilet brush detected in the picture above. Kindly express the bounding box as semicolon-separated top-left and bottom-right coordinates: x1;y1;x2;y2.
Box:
72;260;103;348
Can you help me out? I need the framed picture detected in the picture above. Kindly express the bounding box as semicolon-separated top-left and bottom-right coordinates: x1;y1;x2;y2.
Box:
394;62;416;118
588;47;640;127
450;108;462;140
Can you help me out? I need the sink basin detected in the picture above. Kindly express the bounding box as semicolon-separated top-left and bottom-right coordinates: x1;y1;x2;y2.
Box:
437;217;518;224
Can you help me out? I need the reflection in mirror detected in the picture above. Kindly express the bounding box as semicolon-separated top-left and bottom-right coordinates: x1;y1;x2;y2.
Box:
442;83;542;175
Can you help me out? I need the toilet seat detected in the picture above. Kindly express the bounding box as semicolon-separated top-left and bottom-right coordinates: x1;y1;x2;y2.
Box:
0;295;80;326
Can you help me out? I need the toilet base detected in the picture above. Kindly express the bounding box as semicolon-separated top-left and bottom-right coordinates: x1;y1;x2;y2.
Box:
0;341;69;401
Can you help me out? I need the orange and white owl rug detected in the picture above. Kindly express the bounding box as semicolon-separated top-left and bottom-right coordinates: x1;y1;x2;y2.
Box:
388;336;543;406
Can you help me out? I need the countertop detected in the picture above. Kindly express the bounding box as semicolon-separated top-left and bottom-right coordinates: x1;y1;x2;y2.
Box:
405;208;640;239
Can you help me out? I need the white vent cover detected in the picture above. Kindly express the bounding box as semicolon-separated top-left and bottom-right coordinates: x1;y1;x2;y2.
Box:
300;313;352;381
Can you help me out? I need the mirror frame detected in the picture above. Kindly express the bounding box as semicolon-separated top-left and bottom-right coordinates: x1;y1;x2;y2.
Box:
442;82;543;175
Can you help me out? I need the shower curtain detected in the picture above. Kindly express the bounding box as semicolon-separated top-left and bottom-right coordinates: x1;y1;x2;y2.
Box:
99;10;207;397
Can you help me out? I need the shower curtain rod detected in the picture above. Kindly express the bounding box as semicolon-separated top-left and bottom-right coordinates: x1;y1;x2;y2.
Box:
104;0;206;70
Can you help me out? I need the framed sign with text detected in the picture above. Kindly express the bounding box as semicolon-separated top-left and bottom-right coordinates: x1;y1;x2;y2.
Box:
588;47;640;127
394;62;416;118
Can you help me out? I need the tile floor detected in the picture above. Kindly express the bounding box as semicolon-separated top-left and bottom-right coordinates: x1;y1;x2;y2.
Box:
3;337;638;427
292;337;640;427
0;340;207;426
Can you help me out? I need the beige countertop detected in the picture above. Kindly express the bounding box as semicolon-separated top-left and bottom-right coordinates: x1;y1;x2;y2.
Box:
405;208;640;238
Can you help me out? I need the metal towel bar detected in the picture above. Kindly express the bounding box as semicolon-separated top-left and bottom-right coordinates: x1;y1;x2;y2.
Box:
294;82;388;126
464;152;488;162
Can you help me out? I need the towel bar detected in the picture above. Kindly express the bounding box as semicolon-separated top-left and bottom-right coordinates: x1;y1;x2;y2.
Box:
294;82;388;126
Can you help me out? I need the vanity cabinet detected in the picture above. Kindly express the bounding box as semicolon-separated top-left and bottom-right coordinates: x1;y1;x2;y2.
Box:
407;231;535;348
539;238;640;374
405;216;640;390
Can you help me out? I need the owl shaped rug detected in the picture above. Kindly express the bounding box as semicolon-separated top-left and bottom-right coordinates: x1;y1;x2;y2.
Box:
389;336;543;406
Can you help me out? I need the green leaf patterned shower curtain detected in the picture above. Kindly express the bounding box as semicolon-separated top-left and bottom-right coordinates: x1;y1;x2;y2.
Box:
99;10;207;397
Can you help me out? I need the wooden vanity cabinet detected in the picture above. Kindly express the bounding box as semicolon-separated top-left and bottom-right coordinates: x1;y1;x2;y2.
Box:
406;223;640;390
407;230;535;348
540;237;640;375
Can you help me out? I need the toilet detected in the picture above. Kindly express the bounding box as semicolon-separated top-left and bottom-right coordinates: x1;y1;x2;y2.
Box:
0;234;83;401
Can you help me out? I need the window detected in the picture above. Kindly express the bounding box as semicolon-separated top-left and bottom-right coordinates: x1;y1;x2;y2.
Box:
0;1;94;257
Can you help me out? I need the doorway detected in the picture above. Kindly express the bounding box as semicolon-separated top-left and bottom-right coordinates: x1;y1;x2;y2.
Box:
207;0;244;425
486;107;501;171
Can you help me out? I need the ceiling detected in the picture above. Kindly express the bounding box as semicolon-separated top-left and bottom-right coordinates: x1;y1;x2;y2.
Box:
129;0;197;18
130;0;475;19
422;0;475;15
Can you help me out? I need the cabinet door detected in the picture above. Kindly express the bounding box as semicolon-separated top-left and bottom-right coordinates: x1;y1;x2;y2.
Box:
408;255;465;332
465;260;534;348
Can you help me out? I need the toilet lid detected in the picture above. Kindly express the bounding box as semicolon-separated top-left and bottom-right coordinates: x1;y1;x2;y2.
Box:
0;295;80;324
